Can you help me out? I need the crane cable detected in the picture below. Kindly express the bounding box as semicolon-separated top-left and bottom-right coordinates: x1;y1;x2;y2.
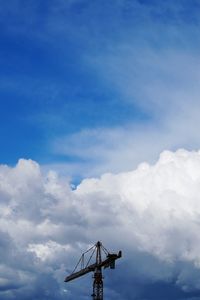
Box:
71;242;110;274
71;244;96;274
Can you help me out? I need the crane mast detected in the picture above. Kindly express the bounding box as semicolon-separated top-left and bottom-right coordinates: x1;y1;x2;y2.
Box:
92;241;103;300
64;241;122;300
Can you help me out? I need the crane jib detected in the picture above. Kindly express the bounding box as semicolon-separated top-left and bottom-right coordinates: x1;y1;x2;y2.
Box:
64;251;122;282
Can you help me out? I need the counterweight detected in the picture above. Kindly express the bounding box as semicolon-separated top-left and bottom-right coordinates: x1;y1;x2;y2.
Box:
64;241;122;300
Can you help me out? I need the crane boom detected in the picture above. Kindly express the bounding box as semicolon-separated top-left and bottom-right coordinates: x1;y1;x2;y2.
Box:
65;251;122;282
64;262;96;282
64;241;122;300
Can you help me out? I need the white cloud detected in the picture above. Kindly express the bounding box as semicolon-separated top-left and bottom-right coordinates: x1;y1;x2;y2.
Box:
51;101;200;177
1;150;200;298
28;241;71;262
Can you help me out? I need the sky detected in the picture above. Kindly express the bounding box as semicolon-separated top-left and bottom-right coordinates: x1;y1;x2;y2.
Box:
1;0;200;299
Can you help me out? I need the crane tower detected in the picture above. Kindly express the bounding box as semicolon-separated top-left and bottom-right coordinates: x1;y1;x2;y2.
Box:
64;241;122;300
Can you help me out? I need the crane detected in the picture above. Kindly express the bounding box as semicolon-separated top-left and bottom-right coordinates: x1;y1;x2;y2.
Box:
64;241;122;300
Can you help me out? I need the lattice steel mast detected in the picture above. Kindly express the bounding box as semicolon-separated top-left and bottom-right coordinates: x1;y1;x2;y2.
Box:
64;241;122;300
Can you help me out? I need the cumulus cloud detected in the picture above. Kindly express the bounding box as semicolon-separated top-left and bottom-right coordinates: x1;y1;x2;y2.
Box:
1;150;200;298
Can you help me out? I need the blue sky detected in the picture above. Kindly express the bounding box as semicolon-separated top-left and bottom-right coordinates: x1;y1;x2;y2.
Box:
3;0;200;177
1;0;150;166
2;1;200;300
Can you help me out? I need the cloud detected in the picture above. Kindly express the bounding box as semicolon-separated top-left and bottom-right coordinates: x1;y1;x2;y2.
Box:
51;99;200;177
1;150;200;299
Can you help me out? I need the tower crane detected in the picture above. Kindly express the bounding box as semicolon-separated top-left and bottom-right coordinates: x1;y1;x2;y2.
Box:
64;241;122;300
